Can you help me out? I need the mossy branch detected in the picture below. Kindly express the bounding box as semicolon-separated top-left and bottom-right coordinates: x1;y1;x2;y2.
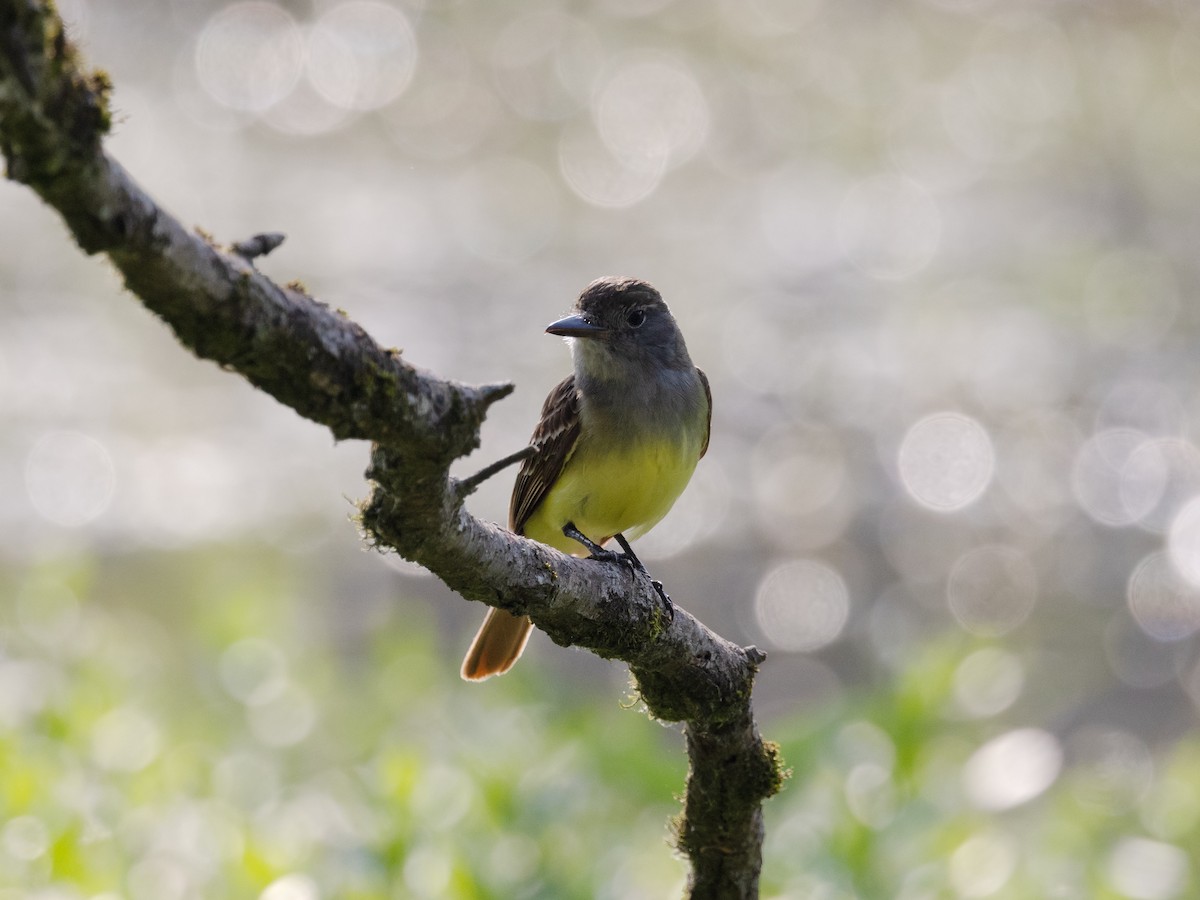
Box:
0;2;785;896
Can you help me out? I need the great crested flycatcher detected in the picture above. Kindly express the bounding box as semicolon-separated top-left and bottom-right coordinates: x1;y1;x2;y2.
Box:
461;276;712;681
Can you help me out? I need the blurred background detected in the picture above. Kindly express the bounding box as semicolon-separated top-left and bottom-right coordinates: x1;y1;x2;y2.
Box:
4;0;1200;897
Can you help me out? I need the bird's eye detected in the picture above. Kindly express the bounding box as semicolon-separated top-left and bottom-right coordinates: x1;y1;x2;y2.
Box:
626;308;646;328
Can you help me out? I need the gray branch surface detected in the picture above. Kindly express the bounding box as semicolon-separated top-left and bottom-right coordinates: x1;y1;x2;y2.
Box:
0;2;785;896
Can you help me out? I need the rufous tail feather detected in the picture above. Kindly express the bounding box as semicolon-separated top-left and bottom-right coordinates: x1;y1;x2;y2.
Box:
461;608;533;680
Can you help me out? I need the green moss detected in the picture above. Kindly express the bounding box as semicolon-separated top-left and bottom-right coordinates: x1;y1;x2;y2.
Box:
85;69;113;133
647;598;670;641
43;5;111;142
759;739;790;798
0;0;112;194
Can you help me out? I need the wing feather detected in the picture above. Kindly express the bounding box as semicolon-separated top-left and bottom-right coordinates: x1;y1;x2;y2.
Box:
509;375;581;534
697;368;713;460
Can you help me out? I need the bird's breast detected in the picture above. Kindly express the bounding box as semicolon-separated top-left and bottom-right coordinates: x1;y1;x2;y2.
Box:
522;427;704;554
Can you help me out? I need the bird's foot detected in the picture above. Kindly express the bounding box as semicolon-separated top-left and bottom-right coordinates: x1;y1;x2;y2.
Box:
561;524;674;617
613;535;674;614
649;580;674;621
562;522;626;566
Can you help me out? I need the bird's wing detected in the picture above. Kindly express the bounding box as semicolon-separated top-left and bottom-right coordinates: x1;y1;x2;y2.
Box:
698;368;713;460
509;374;582;534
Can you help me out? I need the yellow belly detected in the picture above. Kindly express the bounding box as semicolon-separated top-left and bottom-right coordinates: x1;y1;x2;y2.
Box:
523;433;701;555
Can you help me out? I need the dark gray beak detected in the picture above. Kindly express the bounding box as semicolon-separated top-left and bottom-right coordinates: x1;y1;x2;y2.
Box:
546;313;609;339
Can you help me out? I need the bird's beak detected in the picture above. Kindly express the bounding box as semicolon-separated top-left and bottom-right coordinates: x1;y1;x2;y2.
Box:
546;314;609;339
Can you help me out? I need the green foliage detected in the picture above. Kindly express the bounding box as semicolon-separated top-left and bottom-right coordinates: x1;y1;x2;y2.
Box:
0;549;688;898
760;636;1200;899
2;550;1199;898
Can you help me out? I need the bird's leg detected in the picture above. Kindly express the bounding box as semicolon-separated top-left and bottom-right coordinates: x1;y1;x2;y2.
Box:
562;522;623;564
612;533;650;577
613;533;673;612
561;523;673;614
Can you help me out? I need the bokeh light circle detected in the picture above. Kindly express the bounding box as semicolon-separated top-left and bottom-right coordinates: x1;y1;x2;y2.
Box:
949;831;1018;898
897;412;994;512
195;2;304;113
558;122;664;208
1119;438;1200;534
213;750;281;811
1126;551;1200;643
1168;496;1200;588
220;638;289;705
1;815;49;862
1104;618;1178;690
593;58;709;174
307;1;418;112
844;763;896;828
260;873;320;900
947;545;1037;637
754;559;850;653
404;842;453;896
1107;837;1189;900
248;684;317;747
963;728;1062;811
752;423;847;520
969;15;1075;127
91;707;162;773
1068;727;1154;815
953;647;1025;718
261;79;355;136
490;11;597;122
25;430;116;527
1071;429;1148;527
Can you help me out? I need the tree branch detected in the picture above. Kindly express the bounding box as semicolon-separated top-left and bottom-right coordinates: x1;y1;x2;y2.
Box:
0;2;785;895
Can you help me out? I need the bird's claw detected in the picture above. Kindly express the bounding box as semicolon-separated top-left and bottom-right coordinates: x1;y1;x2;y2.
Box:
652;580;675;621
587;545;625;566
563;523;674;618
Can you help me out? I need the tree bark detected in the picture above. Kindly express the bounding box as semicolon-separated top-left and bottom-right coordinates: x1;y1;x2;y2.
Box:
0;2;786;895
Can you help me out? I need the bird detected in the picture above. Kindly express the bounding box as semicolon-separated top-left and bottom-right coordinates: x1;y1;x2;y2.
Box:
461;276;711;680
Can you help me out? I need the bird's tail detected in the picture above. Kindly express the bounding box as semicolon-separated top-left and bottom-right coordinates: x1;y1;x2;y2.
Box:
461;608;533;680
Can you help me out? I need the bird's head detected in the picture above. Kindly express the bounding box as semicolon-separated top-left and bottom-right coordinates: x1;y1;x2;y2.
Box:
547;277;691;379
